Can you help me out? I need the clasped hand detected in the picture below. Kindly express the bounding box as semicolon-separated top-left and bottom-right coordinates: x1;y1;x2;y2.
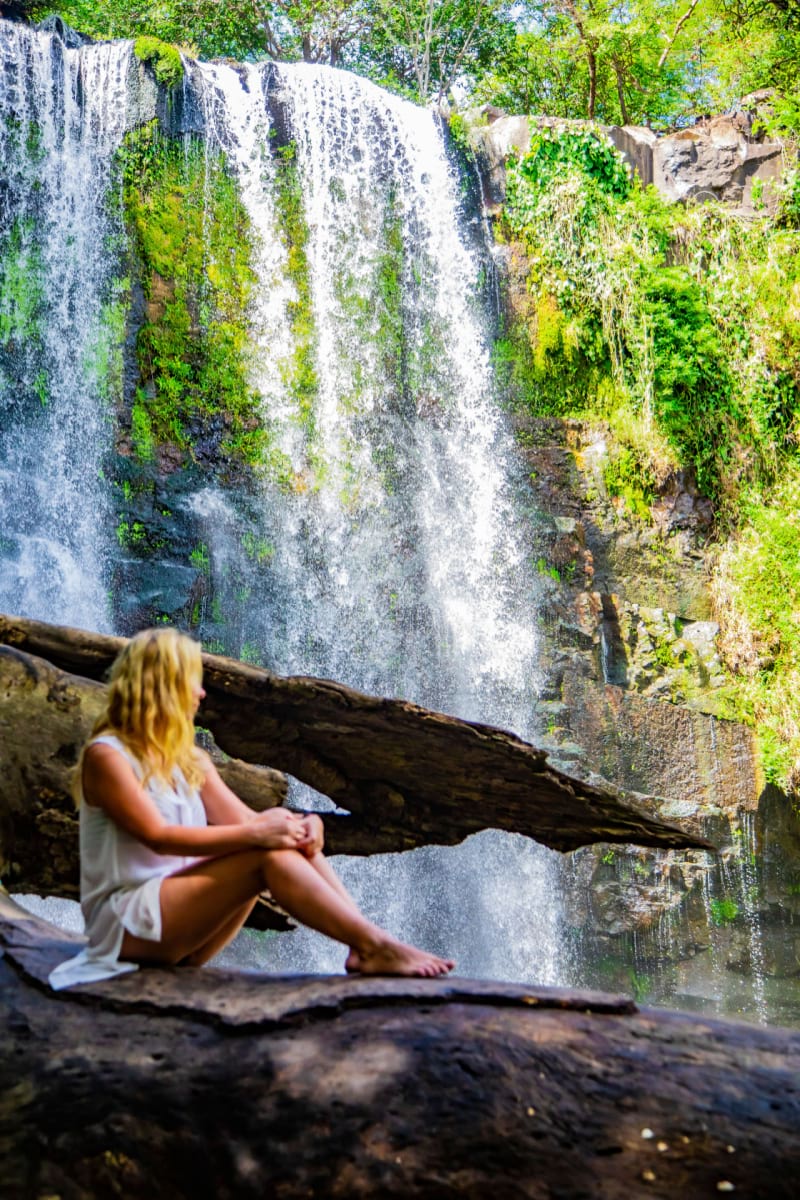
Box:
248;807;324;856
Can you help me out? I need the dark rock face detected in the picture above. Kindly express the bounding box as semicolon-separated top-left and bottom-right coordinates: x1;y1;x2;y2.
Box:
2;895;800;1200
35;14;92;48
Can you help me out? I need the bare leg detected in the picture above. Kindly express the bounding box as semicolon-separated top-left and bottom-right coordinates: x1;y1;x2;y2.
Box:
179;899;257;967
121;848;454;978
120;851;268;965
306;851;359;912
261;850;454;977
304;851;363;971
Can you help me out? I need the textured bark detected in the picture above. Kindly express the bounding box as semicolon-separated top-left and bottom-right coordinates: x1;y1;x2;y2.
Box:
1;893;799;1200
0;614;712;871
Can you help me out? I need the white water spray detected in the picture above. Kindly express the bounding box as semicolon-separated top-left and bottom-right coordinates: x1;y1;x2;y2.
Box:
0;22;131;630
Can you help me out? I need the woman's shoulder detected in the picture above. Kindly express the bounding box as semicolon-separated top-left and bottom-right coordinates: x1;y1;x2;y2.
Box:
84;735;142;777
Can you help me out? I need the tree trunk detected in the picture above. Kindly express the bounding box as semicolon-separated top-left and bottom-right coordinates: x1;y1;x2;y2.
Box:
0;614;713;885
2;893;799;1200
587;43;598;119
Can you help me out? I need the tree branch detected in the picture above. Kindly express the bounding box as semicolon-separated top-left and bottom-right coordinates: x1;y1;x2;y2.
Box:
658;0;701;70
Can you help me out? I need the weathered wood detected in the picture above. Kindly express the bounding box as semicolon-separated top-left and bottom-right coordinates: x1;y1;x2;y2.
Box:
1;893;798;1200
0;613;713;864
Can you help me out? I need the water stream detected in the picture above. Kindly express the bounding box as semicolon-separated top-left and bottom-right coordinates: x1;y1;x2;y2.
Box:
0;22;130;629
190;59;562;978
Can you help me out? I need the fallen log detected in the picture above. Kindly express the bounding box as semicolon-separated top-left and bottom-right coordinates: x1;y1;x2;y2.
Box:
0;614;713;867
1;892;798;1199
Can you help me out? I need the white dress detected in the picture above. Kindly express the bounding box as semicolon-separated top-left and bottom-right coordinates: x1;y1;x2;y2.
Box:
48;734;208;990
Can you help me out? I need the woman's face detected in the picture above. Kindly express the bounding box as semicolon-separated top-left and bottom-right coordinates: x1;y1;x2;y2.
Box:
191;678;206;715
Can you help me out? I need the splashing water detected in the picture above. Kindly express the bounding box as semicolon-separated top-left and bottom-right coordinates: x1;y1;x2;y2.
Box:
0;23;130;630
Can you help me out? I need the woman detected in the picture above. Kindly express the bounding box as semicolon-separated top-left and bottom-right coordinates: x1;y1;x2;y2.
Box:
49;628;454;989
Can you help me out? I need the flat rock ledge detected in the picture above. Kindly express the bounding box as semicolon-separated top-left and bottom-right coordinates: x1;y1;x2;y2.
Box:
2;894;800;1199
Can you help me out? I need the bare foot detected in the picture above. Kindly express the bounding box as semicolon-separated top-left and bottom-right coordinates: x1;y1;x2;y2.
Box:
353;935;455;978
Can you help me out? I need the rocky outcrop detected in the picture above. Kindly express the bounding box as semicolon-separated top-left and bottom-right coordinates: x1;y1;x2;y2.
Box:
467;107;785;214
2;892;800;1199
502;413;800;1017
517;418;757;815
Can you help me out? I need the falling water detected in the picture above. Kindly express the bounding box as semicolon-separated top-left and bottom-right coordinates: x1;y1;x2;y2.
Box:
187;60;564;980
0;23;131;629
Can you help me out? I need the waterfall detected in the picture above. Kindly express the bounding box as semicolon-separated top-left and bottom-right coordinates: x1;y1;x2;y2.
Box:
0;21;564;986
0;22;131;630
190;60;564;980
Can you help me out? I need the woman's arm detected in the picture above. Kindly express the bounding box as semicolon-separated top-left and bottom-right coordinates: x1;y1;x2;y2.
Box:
199;756;269;825
83;742;307;857
201;757;325;857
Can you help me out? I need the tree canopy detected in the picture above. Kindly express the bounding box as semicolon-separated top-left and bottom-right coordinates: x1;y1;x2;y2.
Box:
14;0;798;122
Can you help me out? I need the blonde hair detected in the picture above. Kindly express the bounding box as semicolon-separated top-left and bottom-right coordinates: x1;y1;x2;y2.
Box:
76;627;206;801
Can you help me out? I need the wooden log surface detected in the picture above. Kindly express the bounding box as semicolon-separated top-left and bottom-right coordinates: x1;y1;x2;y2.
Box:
0;613;713;856
1;893;798;1199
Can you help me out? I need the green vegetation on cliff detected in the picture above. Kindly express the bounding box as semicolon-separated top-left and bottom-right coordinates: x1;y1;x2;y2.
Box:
117;121;268;470
500;124;800;788
273;141;318;444
133;35;184;88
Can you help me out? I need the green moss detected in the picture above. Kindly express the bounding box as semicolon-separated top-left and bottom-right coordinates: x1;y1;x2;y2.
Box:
602;444;656;521
241;531;275;564
709;897;740;925
190;542;210;573
134;36;184;90
273;142;319;443
83;292;127;405
117;122;269;470
130;391;155;461
0;218;45;350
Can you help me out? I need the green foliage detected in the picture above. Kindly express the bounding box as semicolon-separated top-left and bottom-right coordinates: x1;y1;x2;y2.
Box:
709;897;740;926
273;141;319;446
503;126;800;785
241;531;275;563
713;468;800;789
503;137;800;508
510;126;631;212
83;293;127;405
117;122;270;469
0;218;44;348
239;640;264;665
641;267;730;497
190;542;211;573
627;967;651;1003
133;36;184;89
602;445;656;520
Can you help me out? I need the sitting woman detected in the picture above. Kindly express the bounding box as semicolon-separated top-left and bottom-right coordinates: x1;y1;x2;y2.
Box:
49;628;454;989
